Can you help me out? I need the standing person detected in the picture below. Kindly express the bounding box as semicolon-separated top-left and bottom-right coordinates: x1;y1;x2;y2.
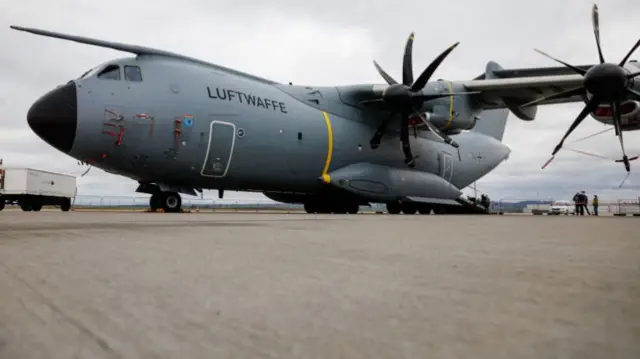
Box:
582;191;591;215
592;195;599;216
575;191;586;216
572;192;581;215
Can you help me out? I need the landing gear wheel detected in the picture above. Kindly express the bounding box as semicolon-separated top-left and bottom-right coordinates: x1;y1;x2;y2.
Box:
150;192;162;212
386;202;401;214
333;206;347;214
162;192;182;213
432;205;447;214
401;202;417;215
304;202;317;214
417;204;432;215
346;203;359;214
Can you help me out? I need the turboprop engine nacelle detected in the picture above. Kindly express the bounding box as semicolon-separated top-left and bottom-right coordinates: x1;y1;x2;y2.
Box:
590;100;640;131
410;108;478;133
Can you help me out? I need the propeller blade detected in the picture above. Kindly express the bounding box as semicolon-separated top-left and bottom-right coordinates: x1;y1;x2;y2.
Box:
625;88;640;100
615;155;640;162
369;112;396;149
411;42;460;92
373;60;398;85
611;100;631;172
551;96;601;156
619;39;640;67
520;87;585;108
591;4;605;64
413;91;480;102
403;33;414;86
359;99;385;106
618;172;631;188
541;156;555;170
400;110;415;165
534;49;588;75
627;71;640;79
413;108;459;148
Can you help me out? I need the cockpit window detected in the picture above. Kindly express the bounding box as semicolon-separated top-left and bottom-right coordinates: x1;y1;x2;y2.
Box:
97;65;121;80
124;66;143;82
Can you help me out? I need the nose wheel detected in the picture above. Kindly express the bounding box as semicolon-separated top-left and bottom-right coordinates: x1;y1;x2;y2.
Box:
150;191;182;213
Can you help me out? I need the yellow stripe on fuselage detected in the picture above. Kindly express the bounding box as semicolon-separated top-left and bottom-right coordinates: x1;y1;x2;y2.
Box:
321;111;333;183
444;80;454;129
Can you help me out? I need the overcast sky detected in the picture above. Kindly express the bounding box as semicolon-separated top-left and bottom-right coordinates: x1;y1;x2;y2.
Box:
2;0;640;203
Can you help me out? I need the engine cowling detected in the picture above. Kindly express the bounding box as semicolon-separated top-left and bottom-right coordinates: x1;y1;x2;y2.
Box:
407;108;478;132
590;100;640;131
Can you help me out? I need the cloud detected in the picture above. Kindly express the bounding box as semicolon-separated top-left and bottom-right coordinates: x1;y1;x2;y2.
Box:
1;0;640;204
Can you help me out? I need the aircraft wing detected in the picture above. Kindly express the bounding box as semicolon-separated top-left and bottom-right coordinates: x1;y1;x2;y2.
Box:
460;63;594;112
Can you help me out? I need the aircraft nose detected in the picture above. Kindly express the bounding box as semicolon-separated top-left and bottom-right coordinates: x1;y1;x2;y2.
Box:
27;81;77;154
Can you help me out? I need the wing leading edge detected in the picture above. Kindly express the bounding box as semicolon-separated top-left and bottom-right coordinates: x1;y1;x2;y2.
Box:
461;61;590;116
462;60;640;117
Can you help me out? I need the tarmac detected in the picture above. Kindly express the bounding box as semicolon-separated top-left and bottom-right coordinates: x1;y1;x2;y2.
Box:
0;211;638;359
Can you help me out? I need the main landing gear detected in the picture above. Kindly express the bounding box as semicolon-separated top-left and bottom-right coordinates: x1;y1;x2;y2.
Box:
386;202;433;215
304;199;360;214
150;191;182;213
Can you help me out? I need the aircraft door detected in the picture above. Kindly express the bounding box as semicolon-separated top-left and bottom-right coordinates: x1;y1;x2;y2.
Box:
200;119;237;178
438;151;454;182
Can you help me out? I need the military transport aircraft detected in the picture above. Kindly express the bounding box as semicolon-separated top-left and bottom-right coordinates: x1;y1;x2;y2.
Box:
8;3;639;214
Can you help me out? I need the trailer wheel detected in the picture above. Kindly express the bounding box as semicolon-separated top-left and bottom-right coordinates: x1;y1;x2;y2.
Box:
0;200;4;212
60;198;71;212
20;204;32;211
31;203;42;212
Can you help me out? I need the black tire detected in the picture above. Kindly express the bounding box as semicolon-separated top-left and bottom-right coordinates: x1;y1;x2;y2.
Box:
386;202;401;214
432;205;447;214
20;204;32;211
162;192;182;213
401;203;417;215
304;202;316;214
31;203;42;212
417;204;432;214
60;198;71;212
150;193;162;212
0;200;4;212
346;203;359;214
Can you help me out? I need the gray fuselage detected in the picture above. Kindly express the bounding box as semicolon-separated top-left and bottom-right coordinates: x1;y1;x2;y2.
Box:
36;55;512;201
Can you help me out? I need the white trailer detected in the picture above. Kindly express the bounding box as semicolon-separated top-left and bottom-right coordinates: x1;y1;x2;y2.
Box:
0;167;77;212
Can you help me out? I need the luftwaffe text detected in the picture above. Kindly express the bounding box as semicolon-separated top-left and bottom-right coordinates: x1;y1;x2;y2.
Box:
207;87;288;113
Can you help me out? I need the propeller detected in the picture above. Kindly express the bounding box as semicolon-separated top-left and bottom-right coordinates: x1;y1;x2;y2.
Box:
362;33;474;167
523;4;640;175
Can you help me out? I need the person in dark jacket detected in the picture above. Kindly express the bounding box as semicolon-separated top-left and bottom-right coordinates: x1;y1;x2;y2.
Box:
573;192;581;215
574;191;588;215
